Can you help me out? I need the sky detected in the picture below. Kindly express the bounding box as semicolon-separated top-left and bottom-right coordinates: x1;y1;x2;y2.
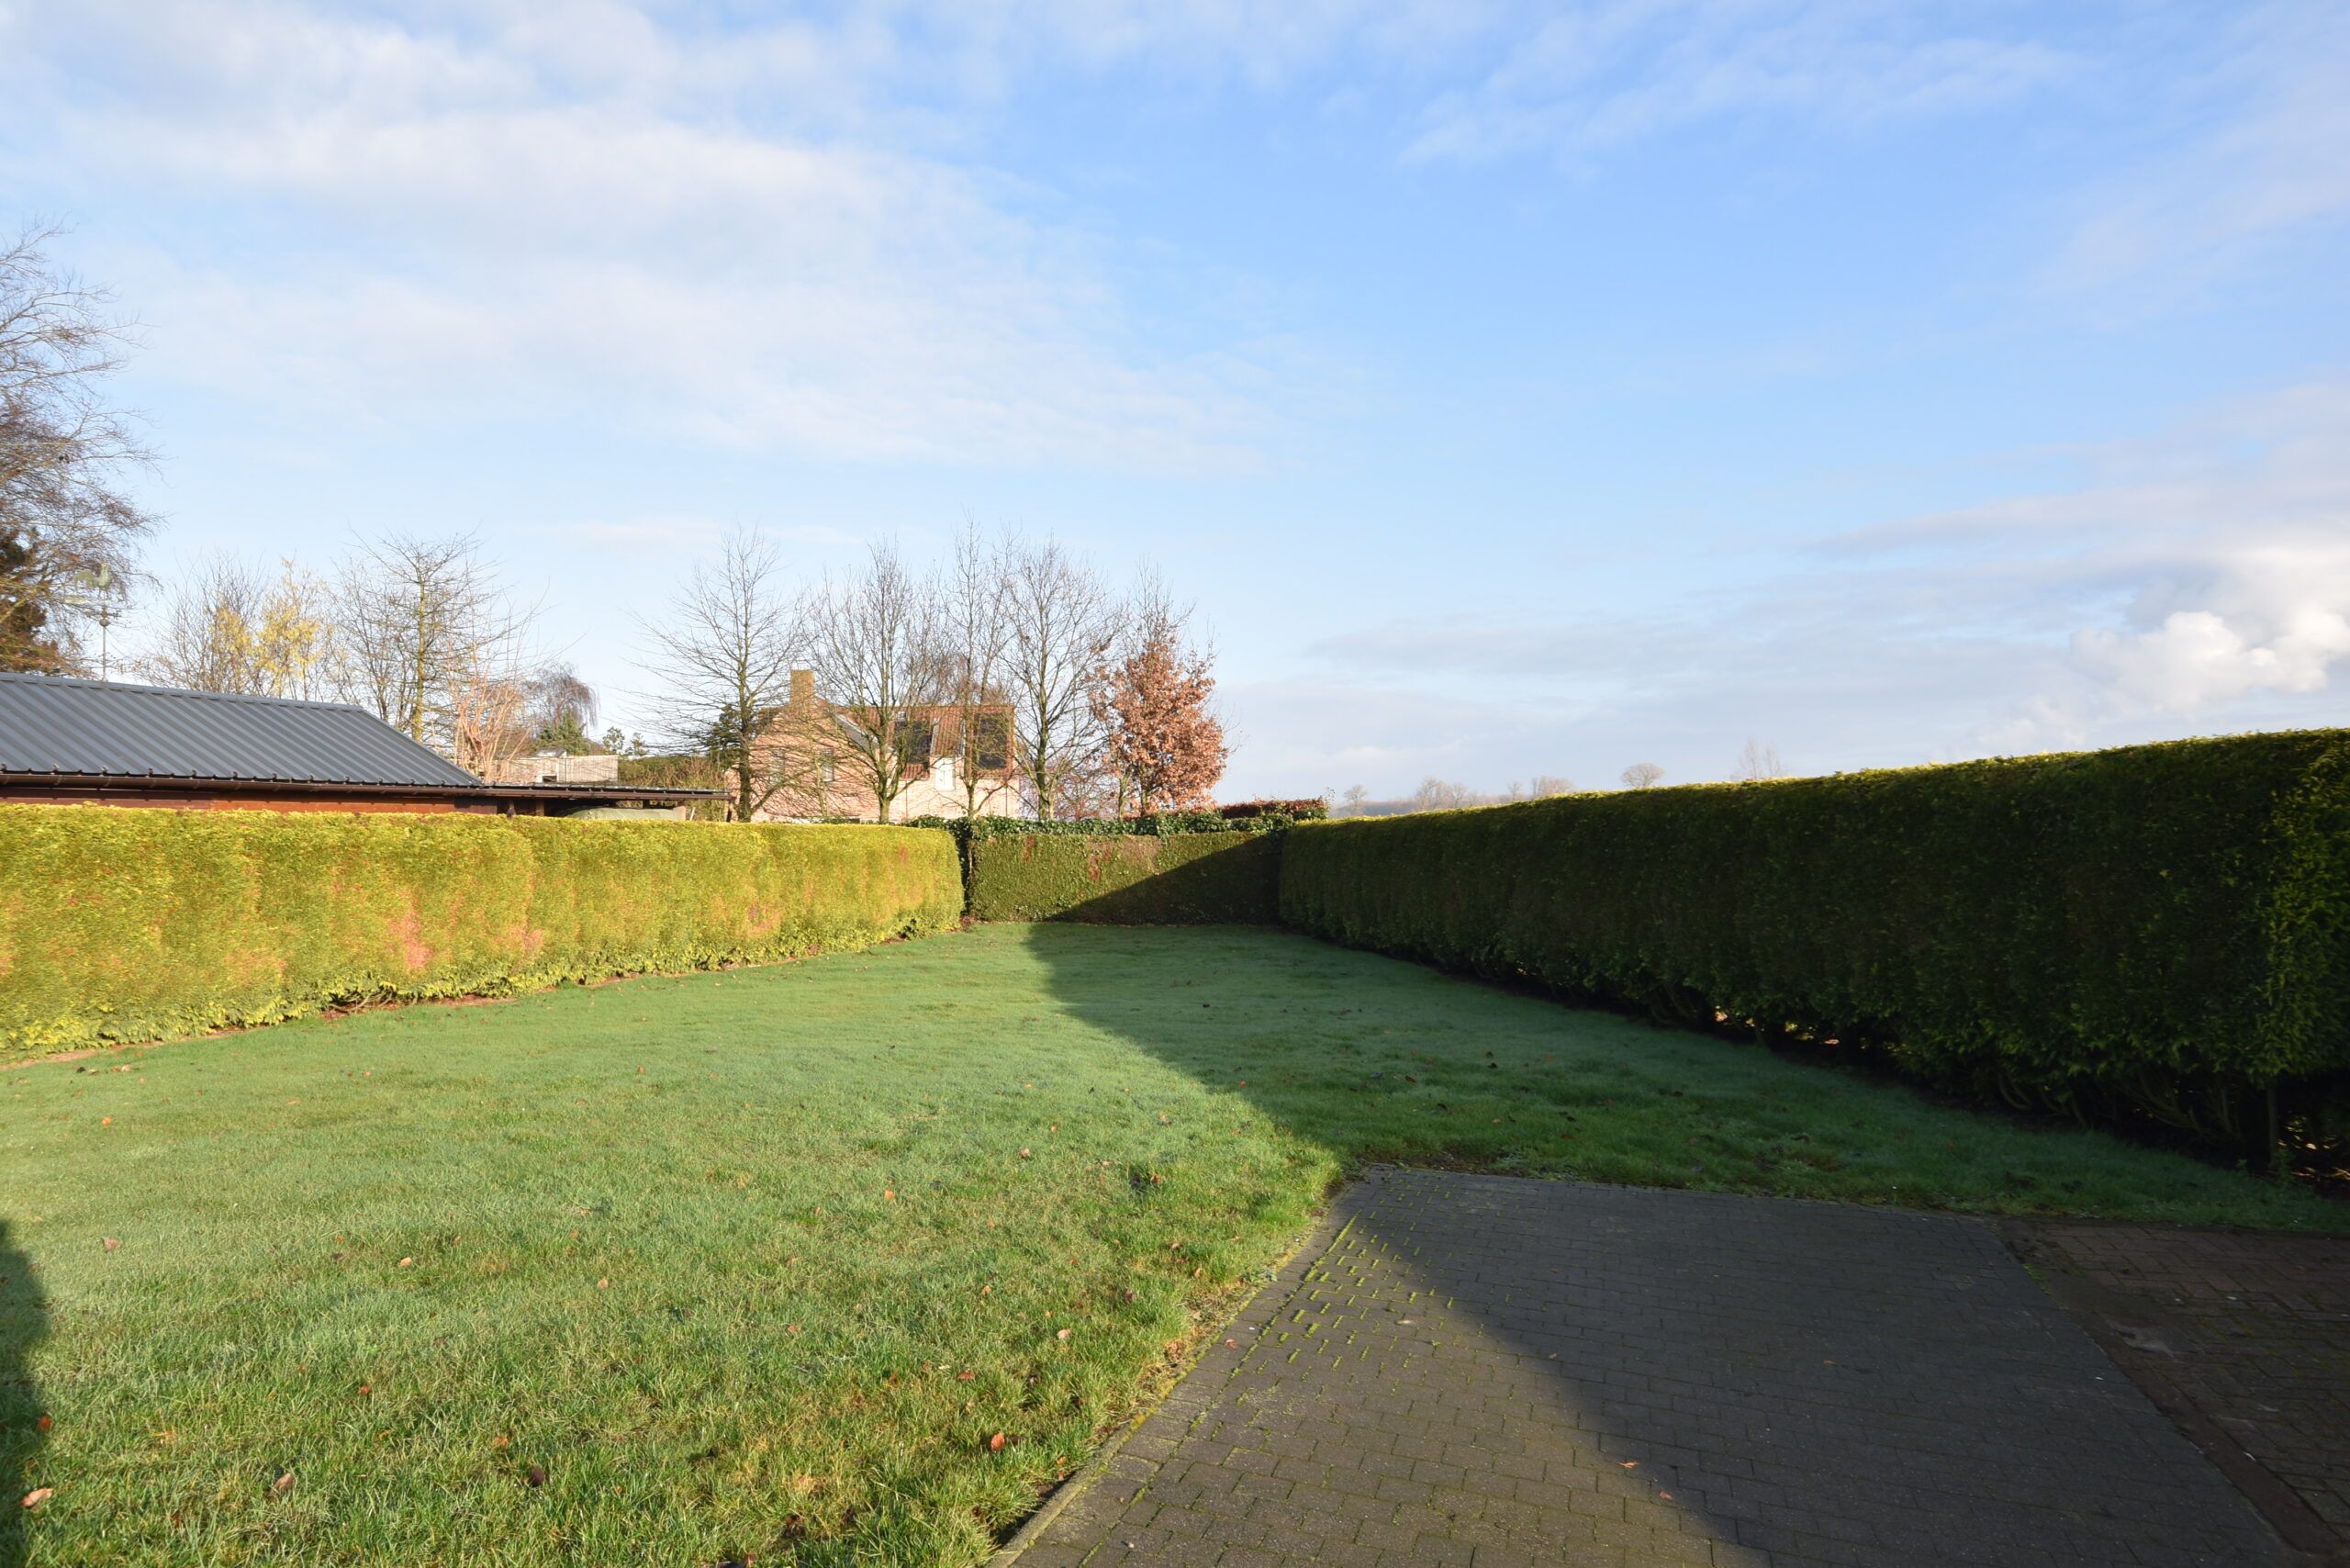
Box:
3;0;2346;799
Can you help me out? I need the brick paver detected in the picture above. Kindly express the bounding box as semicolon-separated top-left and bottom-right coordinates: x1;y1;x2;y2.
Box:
2008;1221;2350;1564
1013;1170;2288;1567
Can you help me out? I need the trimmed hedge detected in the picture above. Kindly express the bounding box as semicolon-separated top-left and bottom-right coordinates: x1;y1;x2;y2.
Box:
1280;732;2350;1139
908;812;1298;841
0;808;962;1059
966;831;1281;924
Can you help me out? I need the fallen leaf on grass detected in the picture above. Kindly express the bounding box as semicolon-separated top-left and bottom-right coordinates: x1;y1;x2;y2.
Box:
1056;1327;1071;1341
20;1488;52;1509
988;1433;1006;1451
101;1238;119;1251
397;1257;414;1269
786;1324;801;1335
271;1472;296;1497
1017;1148;1031;1159
35;1415;50;1433
526;1465;546;1488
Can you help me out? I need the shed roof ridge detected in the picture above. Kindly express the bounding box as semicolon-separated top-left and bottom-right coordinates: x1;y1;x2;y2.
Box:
0;669;373;716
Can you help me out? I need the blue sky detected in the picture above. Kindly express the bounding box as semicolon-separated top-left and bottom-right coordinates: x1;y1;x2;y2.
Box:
5;0;2346;797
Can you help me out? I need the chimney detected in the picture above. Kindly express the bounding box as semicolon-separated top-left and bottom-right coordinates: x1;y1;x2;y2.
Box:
789;668;815;708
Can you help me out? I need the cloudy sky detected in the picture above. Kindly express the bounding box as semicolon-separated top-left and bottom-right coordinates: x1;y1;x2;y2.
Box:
5;0;2345;797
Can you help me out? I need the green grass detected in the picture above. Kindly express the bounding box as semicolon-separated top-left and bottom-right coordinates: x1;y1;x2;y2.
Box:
3;924;2341;1565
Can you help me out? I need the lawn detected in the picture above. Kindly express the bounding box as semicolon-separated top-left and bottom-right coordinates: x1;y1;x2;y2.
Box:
4;923;2341;1565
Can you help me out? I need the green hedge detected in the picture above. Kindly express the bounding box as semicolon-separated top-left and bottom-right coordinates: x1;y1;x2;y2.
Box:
1280;732;2350;1138
0;808;962;1059
966;831;1281;924
907;810;1302;841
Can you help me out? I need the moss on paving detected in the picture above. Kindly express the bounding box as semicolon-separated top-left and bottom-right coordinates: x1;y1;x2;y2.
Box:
2;924;2339;1565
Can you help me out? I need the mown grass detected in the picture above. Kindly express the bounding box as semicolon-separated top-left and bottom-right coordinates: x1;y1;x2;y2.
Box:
3;923;2341;1566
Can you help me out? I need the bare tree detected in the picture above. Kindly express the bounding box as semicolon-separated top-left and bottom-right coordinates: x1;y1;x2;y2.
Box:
334;533;535;767
448;663;602;776
136;555;266;694
1620;762;1664;790
941;519;1013;820
525;663;599;752
0;222;157;672
1529;774;1575;797
1001;535;1122;819
1733;737;1786;781
1410;778;1476;812
637;528;806;822
137;555;337;698
446;669;539;778
807;540;947;825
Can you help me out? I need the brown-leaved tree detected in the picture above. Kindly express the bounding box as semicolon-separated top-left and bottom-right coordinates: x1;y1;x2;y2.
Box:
1097;576;1225;814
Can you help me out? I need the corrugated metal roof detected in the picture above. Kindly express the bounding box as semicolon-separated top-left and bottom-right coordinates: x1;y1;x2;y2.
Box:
0;672;487;788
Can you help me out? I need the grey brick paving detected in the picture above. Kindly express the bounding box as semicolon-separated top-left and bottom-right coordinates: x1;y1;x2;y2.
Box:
2008;1220;2350;1564
1014;1170;2288;1568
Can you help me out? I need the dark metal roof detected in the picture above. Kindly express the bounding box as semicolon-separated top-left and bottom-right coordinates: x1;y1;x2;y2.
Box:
0;672;487;789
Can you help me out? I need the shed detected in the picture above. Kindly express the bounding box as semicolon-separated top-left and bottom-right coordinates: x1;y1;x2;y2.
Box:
0;672;713;817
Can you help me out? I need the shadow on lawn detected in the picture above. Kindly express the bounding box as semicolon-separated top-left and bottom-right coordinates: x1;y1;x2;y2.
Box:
1019;924;2286;1568
0;1219;46;1568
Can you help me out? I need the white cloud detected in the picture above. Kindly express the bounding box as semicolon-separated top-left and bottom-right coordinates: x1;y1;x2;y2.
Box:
0;0;1295;470
2071;543;2350;713
1405;0;2071;164
0;0;2186;476
2049;0;2350;299
1857;380;2350;745
1242;377;2350;793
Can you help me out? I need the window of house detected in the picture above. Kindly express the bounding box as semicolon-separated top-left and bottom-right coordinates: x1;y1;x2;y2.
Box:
900;717;934;768
818;749;836;784
975;712;1011;771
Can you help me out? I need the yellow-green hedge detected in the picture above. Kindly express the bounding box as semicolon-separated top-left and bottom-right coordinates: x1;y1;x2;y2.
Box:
0;808;962;1059
965;831;1281;924
1281;732;2350;1138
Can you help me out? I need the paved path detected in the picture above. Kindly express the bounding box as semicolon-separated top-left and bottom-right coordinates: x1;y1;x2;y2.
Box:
1013;1170;2288;1568
2009;1220;2350;1565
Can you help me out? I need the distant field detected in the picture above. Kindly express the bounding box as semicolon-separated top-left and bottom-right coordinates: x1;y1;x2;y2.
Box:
4;924;2337;1565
